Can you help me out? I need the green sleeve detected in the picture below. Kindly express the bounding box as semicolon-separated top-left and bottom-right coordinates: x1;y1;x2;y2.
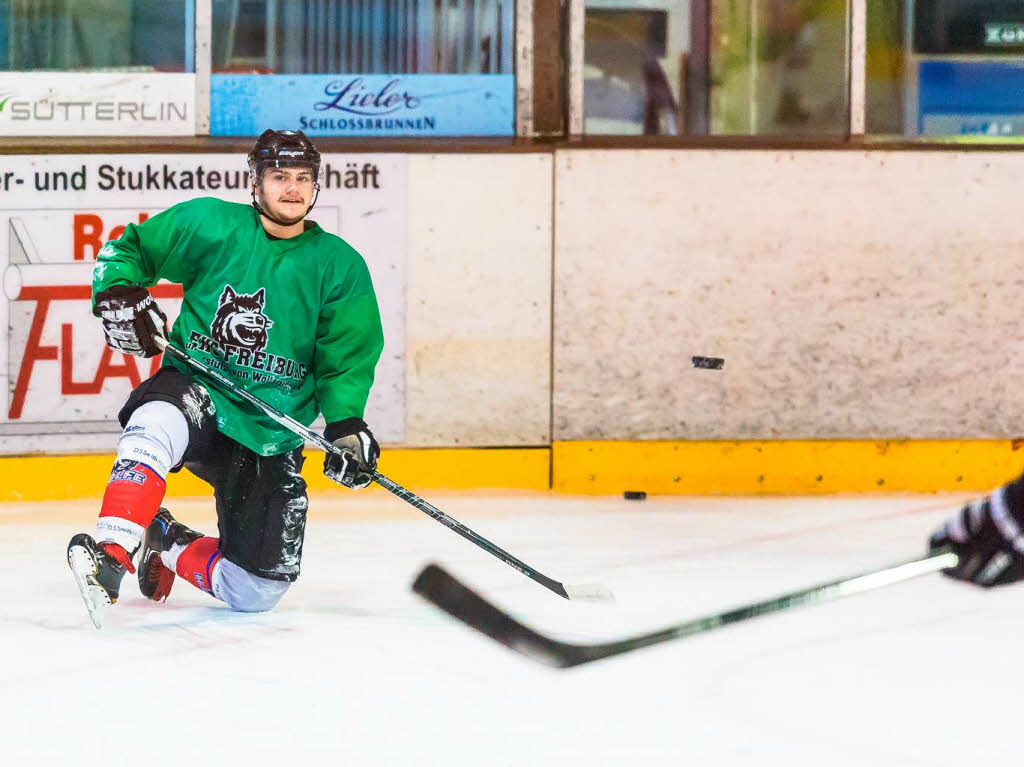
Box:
91;200;199;312
315;263;385;424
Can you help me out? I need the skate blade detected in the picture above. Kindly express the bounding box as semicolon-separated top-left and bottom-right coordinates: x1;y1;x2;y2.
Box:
68;544;111;629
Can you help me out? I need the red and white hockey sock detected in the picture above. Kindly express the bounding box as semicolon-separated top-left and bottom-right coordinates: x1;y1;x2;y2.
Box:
95;401;187;556
95;461;166;555
163;536;223;595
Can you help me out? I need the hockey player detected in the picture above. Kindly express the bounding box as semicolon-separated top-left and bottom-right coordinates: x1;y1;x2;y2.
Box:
930;473;1024;586
67;129;384;628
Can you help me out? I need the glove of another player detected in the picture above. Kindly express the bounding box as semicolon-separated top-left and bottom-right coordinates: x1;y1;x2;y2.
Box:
94;285;168;358
323;418;379;489
929;483;1024;587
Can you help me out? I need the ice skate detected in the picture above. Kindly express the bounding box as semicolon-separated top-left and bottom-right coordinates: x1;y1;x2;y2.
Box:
138;507;202;602
67;533;133;629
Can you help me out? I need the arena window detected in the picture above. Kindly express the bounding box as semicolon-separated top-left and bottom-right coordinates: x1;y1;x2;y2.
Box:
208;0;517;137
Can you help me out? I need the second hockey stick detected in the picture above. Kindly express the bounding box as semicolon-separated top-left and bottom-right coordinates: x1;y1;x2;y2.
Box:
153;331;612;602
412;548;958;667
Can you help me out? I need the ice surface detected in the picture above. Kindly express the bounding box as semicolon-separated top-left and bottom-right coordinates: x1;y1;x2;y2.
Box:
3;490;1023;766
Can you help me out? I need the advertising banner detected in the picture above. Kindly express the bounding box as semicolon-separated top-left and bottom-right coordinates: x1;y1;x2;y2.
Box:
0;73;195;136
211;74;514;137
918;61;1024;136
0;154;407;454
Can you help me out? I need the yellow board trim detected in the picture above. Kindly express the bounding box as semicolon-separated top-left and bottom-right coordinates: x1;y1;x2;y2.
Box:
3;440;1022;502
0;448;551;503
552;440;1024;495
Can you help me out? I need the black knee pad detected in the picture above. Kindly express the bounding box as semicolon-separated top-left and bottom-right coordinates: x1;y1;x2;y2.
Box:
209;444;308;582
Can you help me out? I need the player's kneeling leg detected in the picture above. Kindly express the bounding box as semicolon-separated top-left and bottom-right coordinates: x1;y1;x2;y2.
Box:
212;559;291;612
68;400;191;627
180;441;307;610
214;445;309;584
162;533;287;610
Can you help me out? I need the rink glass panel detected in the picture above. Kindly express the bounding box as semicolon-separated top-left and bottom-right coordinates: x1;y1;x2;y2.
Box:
905;0;1024;139
208;0;515;137
862;0;1024;138
0;0;190;71
211;0;514;75
582;0;851;137
583;2;686;136
710;0;853;137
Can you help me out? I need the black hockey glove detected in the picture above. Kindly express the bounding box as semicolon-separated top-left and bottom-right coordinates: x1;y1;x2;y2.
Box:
929;478;1024;587
94;285;168;358
323;418;379;489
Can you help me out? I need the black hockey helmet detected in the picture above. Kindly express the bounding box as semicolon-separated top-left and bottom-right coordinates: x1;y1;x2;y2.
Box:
247;129;322;226
247;128;321;180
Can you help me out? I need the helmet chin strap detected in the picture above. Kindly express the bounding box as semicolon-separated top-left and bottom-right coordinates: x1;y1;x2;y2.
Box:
251;184;321;228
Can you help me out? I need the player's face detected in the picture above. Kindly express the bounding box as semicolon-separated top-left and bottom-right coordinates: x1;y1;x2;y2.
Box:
257;166;316;223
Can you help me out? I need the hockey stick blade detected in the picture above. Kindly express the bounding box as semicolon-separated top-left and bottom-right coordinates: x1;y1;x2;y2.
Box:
413;564;590;668
413;549;958;668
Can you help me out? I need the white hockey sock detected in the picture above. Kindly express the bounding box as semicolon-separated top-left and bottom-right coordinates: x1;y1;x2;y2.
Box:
160;542;189;573
115;401;189;478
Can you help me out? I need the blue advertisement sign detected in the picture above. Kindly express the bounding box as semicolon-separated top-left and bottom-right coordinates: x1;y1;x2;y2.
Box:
918;61;1024;136
211;74;514;137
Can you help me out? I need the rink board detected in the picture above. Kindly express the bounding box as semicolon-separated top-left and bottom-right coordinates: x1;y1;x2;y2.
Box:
0;447;551;502
2;439;1022;502
553;439;1024;495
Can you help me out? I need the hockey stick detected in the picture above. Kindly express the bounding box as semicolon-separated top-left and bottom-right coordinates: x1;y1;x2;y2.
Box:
152;331;612;602
412;548;958;667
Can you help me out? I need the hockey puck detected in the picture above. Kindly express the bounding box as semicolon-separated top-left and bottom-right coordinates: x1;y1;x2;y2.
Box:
691;356;724;370
624;491;647;500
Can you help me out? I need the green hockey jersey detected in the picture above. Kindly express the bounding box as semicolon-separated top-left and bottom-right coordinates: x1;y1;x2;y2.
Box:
92;197;384;456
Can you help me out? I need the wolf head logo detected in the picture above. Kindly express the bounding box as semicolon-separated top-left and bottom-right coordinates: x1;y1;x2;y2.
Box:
210;285;274;351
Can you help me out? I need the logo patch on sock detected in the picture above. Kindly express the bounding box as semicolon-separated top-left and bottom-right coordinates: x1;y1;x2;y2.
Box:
99;461;167;529
109;459;149;486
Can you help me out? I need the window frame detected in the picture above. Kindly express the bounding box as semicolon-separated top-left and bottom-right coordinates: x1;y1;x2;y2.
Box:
566;0;869;139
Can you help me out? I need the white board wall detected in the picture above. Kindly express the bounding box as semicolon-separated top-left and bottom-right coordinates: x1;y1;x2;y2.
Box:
553;149;1024;440
4;147;1022;454
405;153;553;446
